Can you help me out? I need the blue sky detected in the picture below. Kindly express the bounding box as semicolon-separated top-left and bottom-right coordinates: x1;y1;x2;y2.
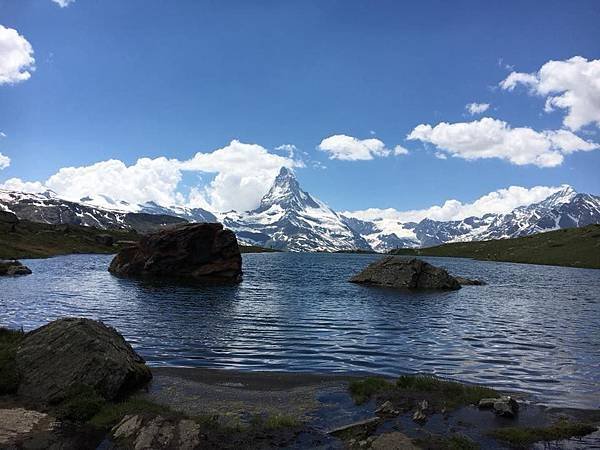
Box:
0;0;599;217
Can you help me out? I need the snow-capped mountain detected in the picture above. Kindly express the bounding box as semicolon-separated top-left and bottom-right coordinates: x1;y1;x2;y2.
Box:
1;173;599;252
220;167;371;252
343;185;600;251
0;189;187;233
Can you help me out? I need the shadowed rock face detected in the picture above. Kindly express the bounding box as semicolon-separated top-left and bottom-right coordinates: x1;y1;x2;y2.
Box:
16;318;152;403
109;223;242;283
349;257;461;290
0;260;32;276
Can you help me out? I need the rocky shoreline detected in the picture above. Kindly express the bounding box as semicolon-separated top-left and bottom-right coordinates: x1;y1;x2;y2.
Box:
1;319;599;449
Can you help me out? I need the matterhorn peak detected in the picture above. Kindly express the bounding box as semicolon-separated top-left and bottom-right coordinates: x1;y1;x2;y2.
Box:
256;166;319;212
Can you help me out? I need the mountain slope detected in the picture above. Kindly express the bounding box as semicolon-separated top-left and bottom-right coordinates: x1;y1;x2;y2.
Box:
221;167;371;252
390;224;600;269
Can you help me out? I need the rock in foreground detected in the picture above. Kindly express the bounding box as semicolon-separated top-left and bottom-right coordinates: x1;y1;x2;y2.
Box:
0;260;32;276
109;223;242;283
16;318;152;403
350;257;461;290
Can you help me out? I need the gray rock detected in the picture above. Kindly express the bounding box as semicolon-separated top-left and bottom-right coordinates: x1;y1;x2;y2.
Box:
0;408;58;447
0;260;32;276
478;396;519;418
327;417;381;436
350;257;461;290
16;318;152;403
109;223;242;283
112;414;204;450
375;400;399;417
412;408;427;423
371;432;420;450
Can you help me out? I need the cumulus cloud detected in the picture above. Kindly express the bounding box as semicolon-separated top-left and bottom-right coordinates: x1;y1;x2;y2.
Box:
318;135;392;161
500;56;600;131
51;0;76;7
0;153;9;170
465;102;490;115
344;185;565;223
393;145;409;155
407;117;598;167
0;25;35;85
0;140;300;213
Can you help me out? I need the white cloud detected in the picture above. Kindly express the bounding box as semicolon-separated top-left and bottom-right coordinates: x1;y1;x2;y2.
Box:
0;153;10;170
181;140;300;212
393;145;409;155
344;185;565;223
318;135;392;161
0;25;35;85
465;102;490;115
407;117;598;167
51;0;76;7
500;56;600;131
0;140;300;213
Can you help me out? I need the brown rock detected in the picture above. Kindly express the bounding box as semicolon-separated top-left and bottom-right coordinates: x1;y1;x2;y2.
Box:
16;318;152;403
350;257;461;290
109;223;242;283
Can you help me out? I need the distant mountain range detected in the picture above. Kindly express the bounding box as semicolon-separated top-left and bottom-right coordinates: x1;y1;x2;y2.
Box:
1;168;599;252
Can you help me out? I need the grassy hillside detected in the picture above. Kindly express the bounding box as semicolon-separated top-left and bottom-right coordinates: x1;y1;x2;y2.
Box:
0;218;140;260
390;225;600;269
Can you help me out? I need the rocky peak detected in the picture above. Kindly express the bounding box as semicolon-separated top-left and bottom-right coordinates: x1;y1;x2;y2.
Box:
256;166;319;212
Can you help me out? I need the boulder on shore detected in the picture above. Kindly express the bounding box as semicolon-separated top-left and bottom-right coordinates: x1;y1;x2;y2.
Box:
16;318;152;403
108;223;242;283
349;257;461;290
0;260;32;276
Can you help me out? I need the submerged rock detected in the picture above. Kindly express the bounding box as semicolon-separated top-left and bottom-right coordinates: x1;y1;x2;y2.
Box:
371;432;420;450
112;415;203;450
455;276;487;286
16;318;152;403
0;260;32;276
350;257;461;290
478;396;519;418
109;223;242;283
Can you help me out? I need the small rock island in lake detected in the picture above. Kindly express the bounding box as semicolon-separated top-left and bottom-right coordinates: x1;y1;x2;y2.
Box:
350;256;482;290
0;260;32;276
109;222;242;283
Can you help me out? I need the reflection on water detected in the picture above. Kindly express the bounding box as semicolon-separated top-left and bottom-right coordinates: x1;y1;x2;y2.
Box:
1;253;599;409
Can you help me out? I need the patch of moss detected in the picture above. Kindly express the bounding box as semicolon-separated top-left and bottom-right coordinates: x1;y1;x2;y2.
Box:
0;327;24;394
254;414;300;430
489;419;597;448
396;375;499;409
89;397;176;429
348;377;395;404
55;385;107;422
414;434;480;450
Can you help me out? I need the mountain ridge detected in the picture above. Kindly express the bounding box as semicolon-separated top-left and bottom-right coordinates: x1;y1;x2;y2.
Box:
1;170;599;252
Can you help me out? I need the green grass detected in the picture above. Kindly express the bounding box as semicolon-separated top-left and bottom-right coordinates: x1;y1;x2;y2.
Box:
348;375;500;410
0;219;139;260
348;377;396;404
54;385;107;422
0;327;25;394
88;396;176;429
390;224;600;269
396;375;500;409
489;419;597;448
255;414;300;430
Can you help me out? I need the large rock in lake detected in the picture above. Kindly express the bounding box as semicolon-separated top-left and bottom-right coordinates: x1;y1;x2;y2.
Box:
16;318;152;403
108;223;242;283
350;257;461;290
0;260;32;276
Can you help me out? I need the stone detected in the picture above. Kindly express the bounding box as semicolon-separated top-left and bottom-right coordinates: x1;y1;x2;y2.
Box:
112;415;204;450
0;408;57;447
371;432;421;450
94;233;114;246
455;276;486;286
412;408;427;424
478;396;519;418
350;257;461;290
0;260;32;276
109;223;242;283
16;318;152;403
327;417;381;436
375;400;400;417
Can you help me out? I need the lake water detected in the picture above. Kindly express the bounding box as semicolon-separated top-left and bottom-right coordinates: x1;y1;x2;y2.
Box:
1;253;599;409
